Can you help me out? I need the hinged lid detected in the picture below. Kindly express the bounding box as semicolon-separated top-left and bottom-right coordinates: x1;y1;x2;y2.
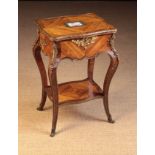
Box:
36;13;117;41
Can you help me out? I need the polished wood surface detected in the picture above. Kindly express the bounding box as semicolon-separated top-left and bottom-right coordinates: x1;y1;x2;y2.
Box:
60;34;112;59
45;79;103;104
88;58;95;82
39;29;112;59
40;32;53;56
103;51;119;123
33;13;119;137
33;36;47;111
38;13;116;60
48;65;59;137
36;13;116;41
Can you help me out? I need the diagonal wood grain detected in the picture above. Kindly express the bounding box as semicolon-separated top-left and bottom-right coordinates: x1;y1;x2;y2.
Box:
44;79;103;104
36;13;115;40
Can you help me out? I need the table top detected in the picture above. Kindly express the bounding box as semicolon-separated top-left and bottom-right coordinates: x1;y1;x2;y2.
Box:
36;13;116;41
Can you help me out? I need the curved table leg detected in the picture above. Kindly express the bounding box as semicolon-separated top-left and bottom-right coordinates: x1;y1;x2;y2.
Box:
48;66;59;137
33;37;47;111
103;50;119;123
87;57;95;82
48;42;59;137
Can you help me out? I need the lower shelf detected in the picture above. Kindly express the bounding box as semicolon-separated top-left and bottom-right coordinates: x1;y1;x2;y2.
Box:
45;79;103;104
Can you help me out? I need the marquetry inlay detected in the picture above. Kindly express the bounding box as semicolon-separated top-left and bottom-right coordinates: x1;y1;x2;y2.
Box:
71;36;97;49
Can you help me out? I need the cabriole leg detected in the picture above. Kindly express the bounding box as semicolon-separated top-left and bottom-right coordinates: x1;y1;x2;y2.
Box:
48;66;59;137
48;41;59;137
103;50;119;123
33;37;47;111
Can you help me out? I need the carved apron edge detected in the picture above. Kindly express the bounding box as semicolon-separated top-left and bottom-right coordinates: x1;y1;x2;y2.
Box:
109;34;119;57
108;34;119;70
48;42;60;69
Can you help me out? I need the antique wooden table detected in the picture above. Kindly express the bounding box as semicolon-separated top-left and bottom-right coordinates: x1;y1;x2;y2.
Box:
33;13;119;137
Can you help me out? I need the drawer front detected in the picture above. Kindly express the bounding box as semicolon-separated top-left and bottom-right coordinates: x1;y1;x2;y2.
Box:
60;34;112;59
85;34;112;57
39;33;112;60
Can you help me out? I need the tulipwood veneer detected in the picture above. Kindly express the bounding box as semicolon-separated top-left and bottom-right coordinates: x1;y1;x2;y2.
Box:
44;79;103;104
